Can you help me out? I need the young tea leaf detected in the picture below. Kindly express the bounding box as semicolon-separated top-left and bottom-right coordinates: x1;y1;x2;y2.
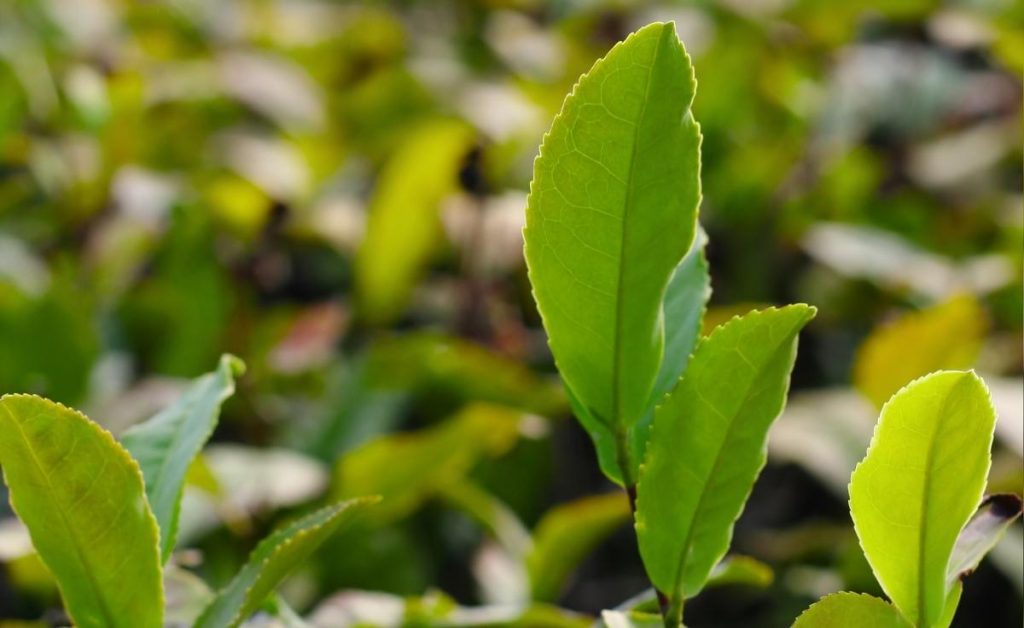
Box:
792;592;911;628
0;394;163;628
849;370;996;627
121;354;244;561
635;305;815;602
524;21;701;485
945;493;1022;590
194;497;378;628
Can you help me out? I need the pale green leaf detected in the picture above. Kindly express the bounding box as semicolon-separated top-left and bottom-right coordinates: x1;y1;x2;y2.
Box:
526;492;631;601
946;493;1022;590
635;305;815;599
195;497;378;628
849;370;996;627
792;592;911;628
0;394;163;628
121;354;244;561
356;119;475;323
854;295;985;408
524;22;701;484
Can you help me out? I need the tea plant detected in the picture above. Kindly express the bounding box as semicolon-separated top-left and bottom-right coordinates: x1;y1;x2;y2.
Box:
793;370;1022;628
0;356;377;628
524;22;815;626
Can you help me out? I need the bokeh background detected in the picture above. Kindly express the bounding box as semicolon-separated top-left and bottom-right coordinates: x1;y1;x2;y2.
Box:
0;0;1021;626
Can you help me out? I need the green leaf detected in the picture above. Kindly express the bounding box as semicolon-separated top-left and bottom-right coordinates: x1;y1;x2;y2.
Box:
635;305;815;600
0;394;163;628
849;370;996;627
524;22;701;484
792;593;911;628
853;295;985;408
194;497;378;628
356;119;475;323
946;493;1022;589
121;354;244;561
526;492;631;601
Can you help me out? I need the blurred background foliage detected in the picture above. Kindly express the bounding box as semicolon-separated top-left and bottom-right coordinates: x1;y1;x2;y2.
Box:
0;0;1021;626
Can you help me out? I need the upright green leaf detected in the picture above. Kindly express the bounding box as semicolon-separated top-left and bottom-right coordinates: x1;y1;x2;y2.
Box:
195;497;378;628
524;22;701;484
792;593;911;628
0;395;163;628
635;305;815;602
849;371;996;627
121;354;244;561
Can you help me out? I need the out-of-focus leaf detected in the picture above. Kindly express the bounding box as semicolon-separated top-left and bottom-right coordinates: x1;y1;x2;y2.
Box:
440;481;530;557
792;592;911;628
121;354;244;561
204;445;329;516
524;22;701;485
600;609;664;628
0;395;163;628
706;555;774;589
526;492;631;601
165;565;215;628
195;498;378;628
946;493;1023;589
356;119;475;323
636;306;814;601
332;403;526;522
853;295;986;408
850;371;995;627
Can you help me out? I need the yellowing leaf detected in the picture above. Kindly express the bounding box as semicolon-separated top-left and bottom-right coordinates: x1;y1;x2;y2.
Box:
854;295;986;408
850;371;996;627
356;119;475;323
0;395;163;628
524;22;701;485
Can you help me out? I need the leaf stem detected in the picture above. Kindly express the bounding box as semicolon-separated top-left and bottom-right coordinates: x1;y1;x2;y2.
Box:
663;595;684;628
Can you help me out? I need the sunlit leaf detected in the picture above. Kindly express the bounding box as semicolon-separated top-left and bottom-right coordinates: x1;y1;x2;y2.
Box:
636;305;815;601
524;22;701;485
195;497;378;628
121;354;244;561
527;492;631;601
853;295;985;408
792;592;911;628
356;119;476;323
850;371;996;627
0;395;163;628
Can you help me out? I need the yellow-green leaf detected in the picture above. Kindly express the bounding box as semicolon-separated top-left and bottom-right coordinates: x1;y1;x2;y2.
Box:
121;354;243;561
194;497;378;628
854;295;985;408
792;592;911;628
849;371;996;627
636;305;815;601
0;395;163;628
524;22;701;484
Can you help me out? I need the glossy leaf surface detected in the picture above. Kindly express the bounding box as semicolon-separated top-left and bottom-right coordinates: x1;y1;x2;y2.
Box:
850;371;995;627
524;22;701;483
0;395;163;628
792;592;911;628
635;305;815;598
195;497;377;628
121;354;243;560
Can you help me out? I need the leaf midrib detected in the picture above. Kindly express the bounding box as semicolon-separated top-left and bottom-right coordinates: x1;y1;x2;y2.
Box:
669;335;789;599
1;401;118;625
610;27;668;455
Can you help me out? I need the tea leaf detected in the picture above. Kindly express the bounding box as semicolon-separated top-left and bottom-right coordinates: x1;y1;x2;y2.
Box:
792;592;911;628
849;370;995;627
524;22;701;484
121;354;243;561
635;305;815;599
0;395;163;628
946;493;1022;589
195;497;378;628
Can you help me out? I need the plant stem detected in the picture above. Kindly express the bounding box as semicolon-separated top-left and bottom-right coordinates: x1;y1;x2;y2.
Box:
663;595;684;627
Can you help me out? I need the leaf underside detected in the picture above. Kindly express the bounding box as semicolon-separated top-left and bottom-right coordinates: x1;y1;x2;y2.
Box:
635;305;815;598
0;394;163;628
121;353;243;561
194;497;378;628
849;370;996;627
524;21;702;485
